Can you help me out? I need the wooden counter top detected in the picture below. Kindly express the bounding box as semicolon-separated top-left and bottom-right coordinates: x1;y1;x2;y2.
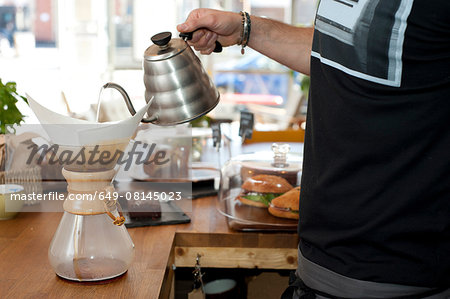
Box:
0;195;299;298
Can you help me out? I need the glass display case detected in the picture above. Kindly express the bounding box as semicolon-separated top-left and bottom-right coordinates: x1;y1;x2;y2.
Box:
217;143;302;231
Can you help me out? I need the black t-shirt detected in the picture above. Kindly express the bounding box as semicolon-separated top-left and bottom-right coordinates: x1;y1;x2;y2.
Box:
299;0;450;287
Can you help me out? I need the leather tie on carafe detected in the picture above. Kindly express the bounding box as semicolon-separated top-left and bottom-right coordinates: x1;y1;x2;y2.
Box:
66;185;126;226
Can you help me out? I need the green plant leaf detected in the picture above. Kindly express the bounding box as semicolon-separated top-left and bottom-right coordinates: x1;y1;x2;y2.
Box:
0;78;28;134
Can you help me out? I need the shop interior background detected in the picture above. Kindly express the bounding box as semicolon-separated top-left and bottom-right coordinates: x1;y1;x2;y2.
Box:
0;0;318;129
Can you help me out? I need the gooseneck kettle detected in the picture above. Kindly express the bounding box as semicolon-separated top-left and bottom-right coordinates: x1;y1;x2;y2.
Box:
103;31;220;126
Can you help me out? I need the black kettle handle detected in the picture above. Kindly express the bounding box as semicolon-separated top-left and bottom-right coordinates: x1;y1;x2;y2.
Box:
179;31;223;53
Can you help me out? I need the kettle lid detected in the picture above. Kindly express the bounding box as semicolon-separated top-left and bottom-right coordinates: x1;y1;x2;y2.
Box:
144;31;187;61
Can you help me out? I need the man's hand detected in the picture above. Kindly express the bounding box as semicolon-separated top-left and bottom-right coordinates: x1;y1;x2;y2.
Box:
177;8;241;54
178;8;313;74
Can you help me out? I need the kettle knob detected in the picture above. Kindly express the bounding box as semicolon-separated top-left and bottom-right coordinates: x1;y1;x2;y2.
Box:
151;32;172;47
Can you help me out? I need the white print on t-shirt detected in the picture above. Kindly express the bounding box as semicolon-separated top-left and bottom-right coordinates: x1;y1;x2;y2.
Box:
312;0;414;87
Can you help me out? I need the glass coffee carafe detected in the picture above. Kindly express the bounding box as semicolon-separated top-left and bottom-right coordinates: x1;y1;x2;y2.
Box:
48;143;135;281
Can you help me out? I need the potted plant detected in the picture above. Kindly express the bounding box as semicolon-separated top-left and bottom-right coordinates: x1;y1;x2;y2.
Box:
0;78;28;171
0;79;42;213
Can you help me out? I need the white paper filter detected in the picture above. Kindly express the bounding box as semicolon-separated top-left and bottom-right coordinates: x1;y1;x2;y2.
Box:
27;94;152;146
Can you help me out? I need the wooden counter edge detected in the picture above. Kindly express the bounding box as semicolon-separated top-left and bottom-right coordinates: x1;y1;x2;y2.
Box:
158;233;176;299
174;246;297;270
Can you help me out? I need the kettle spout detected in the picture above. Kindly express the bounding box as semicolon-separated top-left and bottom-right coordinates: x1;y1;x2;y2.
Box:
102;82;157;123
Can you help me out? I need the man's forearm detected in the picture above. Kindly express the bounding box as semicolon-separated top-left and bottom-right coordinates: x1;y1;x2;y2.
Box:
248;16;314;75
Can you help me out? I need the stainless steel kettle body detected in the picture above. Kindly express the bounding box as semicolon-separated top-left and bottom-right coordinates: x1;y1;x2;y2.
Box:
103;31;220;126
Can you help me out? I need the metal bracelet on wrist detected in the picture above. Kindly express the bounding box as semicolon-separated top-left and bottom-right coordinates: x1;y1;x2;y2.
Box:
238;11;251;55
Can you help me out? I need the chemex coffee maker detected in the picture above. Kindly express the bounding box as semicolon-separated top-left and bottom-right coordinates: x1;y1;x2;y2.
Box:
29;31;221;282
